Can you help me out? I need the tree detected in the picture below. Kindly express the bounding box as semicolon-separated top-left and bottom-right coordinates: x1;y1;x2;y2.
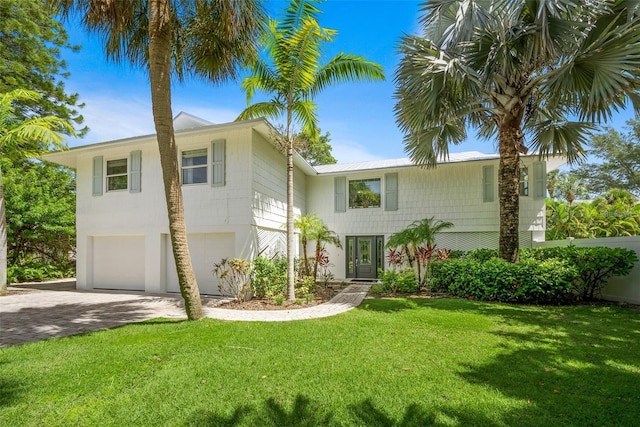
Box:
237;0;384;300
295;129;337;165
294;212;322;276
0;89;73;292
386;216;453;287
3;159;75;269
52;0;265;320
311;222;341;280
395;0;640;262
571;120;640;197
0;0;84;134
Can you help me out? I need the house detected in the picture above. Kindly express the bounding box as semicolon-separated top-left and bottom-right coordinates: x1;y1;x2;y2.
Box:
45;113;566;294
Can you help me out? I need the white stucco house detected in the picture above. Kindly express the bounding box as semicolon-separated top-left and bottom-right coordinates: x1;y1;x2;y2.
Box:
45;112;565;294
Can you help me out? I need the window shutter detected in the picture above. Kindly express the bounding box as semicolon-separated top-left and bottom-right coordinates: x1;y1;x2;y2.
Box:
92;156;103;196
483;165;494;202
533;161;546;199
334;176;346;212
384;172;398;211
211;139;225;187
129;150;142;193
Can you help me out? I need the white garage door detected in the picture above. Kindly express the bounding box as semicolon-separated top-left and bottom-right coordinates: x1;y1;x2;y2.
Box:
165;233;235;295
92;236;145;291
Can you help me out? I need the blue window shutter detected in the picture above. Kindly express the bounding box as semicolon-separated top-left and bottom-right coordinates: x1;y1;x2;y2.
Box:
533;161;546;199
129;150;142;193
334;176;346;212
385;172;398;211
211;139;225;187
483;165;494;202
92;156;103;196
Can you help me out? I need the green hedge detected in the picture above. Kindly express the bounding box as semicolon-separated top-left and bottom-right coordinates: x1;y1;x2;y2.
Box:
431;258;577;304
432;246;638;304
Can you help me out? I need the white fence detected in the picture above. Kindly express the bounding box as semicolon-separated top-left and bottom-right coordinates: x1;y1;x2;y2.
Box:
534;236;640;304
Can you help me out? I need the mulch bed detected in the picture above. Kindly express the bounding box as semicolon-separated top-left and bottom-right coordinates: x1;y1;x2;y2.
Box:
219;286;340;310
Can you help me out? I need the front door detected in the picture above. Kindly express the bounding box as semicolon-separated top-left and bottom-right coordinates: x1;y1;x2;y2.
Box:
346;236;384;279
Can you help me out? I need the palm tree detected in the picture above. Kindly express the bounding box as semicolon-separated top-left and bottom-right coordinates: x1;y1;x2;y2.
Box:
395;0;640;262
312;223;342;280
386;216;453;287
237;0;384;300
0;89;73;292
52;0;264;320
294;212;322;276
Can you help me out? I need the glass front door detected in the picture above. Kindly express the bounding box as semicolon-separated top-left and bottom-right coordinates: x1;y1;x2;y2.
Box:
346;236;384;279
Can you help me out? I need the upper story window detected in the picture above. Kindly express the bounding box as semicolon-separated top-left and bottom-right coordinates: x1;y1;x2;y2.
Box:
106;158;128;191
349;178;381;209
182;149;208;185
519;166;529;196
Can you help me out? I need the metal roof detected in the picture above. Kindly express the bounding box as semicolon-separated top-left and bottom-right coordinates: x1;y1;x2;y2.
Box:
313;151;501;174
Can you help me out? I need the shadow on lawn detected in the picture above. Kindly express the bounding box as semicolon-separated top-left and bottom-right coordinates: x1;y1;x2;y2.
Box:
0;298;185;347
359;297;432;313
426;300;640;425
186;394;504;426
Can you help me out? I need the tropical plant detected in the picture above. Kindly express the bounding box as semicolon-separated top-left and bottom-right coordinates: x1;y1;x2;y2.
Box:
395;0;640;262
312;223;341;280
0;89;73;292
52;0;265;319
294;212;322;276
237;0;384;300
386;216;453;288
213;258;252;301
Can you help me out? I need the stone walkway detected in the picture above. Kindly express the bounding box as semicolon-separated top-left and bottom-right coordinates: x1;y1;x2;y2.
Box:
0;284;371;348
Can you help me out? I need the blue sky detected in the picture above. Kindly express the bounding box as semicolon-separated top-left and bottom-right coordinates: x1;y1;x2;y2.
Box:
60;0;634;164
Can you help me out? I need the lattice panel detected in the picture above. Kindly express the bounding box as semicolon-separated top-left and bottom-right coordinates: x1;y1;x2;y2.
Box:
435;231;533;251
256;227;286;258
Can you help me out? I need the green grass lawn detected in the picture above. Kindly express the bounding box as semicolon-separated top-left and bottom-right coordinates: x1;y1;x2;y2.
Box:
1;298;638;426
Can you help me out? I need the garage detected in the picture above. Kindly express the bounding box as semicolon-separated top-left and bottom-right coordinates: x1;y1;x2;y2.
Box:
165;233;235;295
91;236;145;291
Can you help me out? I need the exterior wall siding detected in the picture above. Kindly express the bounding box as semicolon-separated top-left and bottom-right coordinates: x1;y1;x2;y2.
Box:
306;159;547;279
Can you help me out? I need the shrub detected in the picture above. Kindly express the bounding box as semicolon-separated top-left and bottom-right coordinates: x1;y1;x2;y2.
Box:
377;268;418;294
251;255;287;298
431;258;577;304
296;275;315;299
7;261;73;284
465;248;499;262
213;258;252;301
529;246;638;300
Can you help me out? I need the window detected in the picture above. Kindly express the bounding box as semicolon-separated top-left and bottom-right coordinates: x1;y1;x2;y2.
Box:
182;149;207;184
349;178;381;208
519;166;529;196
106;158;128;191
483;165;494;202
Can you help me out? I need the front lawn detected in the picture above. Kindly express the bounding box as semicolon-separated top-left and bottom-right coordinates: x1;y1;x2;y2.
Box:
0;298;638;426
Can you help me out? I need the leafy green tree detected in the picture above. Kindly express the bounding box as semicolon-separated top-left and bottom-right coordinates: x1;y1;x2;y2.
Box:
0;0;84;134
295;129;336;165
571;120;640;197
52;0;265;319
0;89;73;292
237;0;384;300
395;0;640;262
3;159;75;270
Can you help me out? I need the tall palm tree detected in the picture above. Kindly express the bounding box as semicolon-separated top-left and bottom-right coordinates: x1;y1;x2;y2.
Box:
237;0;384;300
52;0;264;319
395;0;640;262
0;89;73;292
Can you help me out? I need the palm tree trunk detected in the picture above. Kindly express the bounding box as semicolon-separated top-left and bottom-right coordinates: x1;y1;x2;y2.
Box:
149;0;202;320
313;241;320;280
286;134;295;301
0;165;7;293
301;235;309;276
498;120;521;263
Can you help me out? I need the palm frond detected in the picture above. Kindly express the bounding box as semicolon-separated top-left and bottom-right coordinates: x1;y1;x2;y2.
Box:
291;100;318;138
311;53;385;97
236;101;283;122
